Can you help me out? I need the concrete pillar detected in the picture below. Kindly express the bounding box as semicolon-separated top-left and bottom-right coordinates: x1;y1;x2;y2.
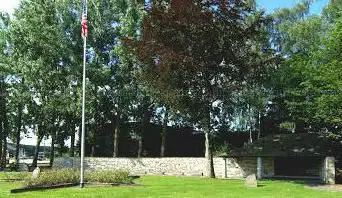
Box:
321;157;335;184
256;157;263;179
224;158;227;178
323;157;335;185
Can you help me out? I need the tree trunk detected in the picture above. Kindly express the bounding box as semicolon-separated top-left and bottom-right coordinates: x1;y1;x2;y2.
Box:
71;87;77;157
160;108;168;157
1;128;7;169
1;105;9;169
91;145;95;157
113;114;120;157
15;104;23;167
247;104;252;143
0;78;9;169
204;109;215;178
137;119;144;158
257;112;261;140
204;131;215;178
0;123;2;167
91;129;95;157
58;143;63;157
70;126;75;157
138;103;150;158
0;77;3;166
138;114;147;158
90;128;96;157
137;137;143;158
50;134;55;167
78;123;82;157
137;98;153;158
15;77;25;167
32;135;43;169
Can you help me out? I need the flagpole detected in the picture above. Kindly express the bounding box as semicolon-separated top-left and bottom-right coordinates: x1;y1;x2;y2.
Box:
80;0;87;188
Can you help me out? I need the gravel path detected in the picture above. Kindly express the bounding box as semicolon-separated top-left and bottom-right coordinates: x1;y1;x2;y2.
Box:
306;184;342;192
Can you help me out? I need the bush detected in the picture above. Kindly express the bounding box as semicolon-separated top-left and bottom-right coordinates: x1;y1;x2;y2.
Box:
213;142;230;157
24;169;132;187
1;172;30;181
25;169;79;187
86;170;132;184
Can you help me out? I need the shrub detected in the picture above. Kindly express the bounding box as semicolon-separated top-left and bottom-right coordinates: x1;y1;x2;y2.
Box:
213;142;230;157
25;169;79;187
2;172;30;181
85;170;132;184
24;169;132;187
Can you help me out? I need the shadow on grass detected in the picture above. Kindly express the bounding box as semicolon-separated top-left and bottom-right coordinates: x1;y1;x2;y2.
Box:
129;175;141;180
261;177;324;187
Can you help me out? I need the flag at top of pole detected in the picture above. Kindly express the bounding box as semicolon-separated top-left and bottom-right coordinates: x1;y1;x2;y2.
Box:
81;14;88;38
80;0;87;188
81;0;88;38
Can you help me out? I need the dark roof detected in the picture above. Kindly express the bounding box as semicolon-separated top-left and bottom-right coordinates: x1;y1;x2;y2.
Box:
224;133;339;157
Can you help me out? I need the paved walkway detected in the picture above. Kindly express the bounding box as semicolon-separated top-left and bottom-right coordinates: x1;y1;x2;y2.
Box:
306;184;342;192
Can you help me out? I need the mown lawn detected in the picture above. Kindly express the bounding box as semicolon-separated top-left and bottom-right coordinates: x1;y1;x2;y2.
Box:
1;176;342;198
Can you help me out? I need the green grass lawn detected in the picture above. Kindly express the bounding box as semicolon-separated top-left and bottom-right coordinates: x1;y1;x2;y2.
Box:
1;176;342;198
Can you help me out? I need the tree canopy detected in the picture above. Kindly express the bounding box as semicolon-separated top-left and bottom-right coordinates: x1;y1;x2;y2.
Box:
0;0;342;178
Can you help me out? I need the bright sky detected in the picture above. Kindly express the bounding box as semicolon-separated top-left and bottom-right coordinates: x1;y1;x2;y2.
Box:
0;0;20;15
0;0;330;146
0;0;330;15
256;0;329;14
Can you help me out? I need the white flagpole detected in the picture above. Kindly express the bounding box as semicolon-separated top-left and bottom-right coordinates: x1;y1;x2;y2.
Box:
80;0;87;188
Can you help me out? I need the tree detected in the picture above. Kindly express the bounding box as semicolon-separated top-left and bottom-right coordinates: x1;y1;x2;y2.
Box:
323;0;342;22
269;0;342;136
108;0;145;157
131;0;268;177
55;0;146;158
0;12;12;169
9;0;71;167
303;17;342;130
267;1;324;133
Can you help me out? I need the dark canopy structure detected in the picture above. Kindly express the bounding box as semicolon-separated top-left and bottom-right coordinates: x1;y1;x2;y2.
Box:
226;133;340;157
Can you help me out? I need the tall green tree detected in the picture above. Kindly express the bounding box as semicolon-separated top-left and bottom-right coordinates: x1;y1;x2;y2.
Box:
267;0;323;132
108;0;145;157
0;12;12;169
56;0;146;157
270;0;342;135
9;0;71;167
132;0;268;177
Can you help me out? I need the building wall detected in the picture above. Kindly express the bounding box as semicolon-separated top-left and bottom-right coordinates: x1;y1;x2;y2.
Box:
53;157;275;179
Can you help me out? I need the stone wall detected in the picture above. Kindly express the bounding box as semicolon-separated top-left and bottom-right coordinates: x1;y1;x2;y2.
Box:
53;157;274;179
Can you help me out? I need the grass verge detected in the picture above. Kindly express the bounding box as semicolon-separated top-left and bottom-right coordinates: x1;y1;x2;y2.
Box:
0;176;341;198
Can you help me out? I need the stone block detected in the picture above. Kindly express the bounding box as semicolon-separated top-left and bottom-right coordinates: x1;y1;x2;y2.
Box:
245;174;257;188
32;167;41;179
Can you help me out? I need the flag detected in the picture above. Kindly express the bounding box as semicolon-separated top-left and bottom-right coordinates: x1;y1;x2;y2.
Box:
81;14;88;38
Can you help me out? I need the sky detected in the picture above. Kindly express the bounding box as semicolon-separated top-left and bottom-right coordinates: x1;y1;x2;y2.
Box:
0;0;330;15
0;0;331;146
257;0;329;14
0;0;20;15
